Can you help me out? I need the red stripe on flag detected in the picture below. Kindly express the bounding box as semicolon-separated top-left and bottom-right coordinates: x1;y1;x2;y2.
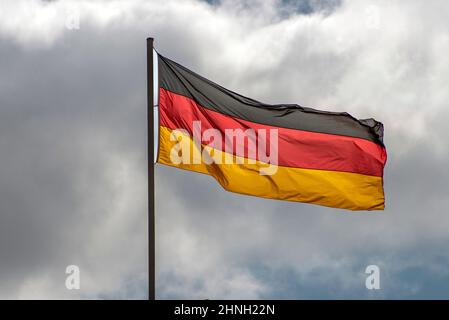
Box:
159;88;386;177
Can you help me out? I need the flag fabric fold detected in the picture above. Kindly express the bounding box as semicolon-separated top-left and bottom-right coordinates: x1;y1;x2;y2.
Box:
156;53;387;211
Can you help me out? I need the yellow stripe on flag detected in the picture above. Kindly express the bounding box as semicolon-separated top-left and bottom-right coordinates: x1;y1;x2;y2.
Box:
157;126;385;210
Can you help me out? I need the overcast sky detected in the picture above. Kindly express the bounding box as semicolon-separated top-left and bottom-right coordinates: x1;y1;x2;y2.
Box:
1;0;449;299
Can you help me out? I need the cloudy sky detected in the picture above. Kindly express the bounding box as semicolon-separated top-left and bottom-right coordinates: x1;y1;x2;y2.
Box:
1;0;449;299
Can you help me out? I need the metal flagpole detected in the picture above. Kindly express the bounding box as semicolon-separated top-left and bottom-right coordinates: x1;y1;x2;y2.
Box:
146;37;155;300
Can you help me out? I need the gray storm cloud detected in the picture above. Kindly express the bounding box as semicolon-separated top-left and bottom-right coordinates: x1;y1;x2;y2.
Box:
1;0;449;299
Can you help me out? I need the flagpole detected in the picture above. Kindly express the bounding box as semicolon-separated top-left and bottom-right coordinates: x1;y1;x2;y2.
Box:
146;37;155;300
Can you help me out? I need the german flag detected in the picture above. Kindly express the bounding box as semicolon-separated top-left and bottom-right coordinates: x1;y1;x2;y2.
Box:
156;53;387;211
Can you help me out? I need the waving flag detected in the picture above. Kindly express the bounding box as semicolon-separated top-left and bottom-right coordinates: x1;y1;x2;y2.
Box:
155;53;387;210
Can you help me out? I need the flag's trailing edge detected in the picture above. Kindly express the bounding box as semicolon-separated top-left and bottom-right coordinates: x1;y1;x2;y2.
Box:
156;53;387;211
